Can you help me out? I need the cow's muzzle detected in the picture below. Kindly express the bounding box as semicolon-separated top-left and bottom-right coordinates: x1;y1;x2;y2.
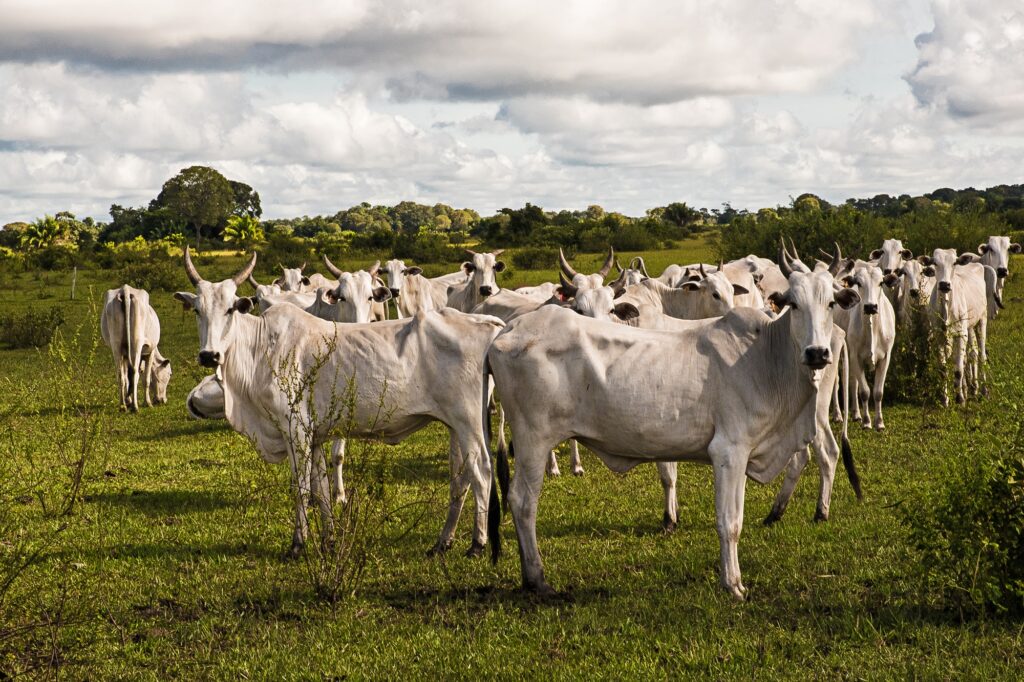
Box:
198;350;221;368
389;288;401;298
479;286;493;297
863;303;878;315
909;289;920;300
803;346;831;369
997;267;1008;279
938;281;952;293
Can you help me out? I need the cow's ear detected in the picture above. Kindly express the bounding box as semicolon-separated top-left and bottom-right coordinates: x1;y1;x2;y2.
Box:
869;249;883;260
372;287;392;302
326;288;341;303
462;261;475;275
978;243;988;254
842;276;855;287
900;248;913;259
835;288;861;310
612;286;627;299
752;272;764;284
406;266;422;276
680;281;701;291
732;284;749;296
233;297;253;314
301;276;310;286
160;358;171;368
883;273;900;288
173;292;197;311
494;260;506;272
917;255;933;266
612;302;639;321
957;252;981;265
767;291;788;311
1011;243;1023;254
923;265;936;277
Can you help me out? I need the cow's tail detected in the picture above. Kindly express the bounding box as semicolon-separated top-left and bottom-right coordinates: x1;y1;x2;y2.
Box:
983;264;1002;318
839;339;863;500
120;285;136;407
483;353;506;565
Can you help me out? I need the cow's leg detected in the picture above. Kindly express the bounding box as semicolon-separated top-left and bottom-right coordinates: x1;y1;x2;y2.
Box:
977;319;989;396
811;425;840;521
658;462;678;532
458;427;493;558
546;450;561;477
871;350;892;431
128;347;142;413
831;367;843;422
429;429;469;556
507;433;555;595
569;439;584;476
329;438;346;505
286;443;311;559
140;355;153;407
953;325;968;405
937;327;951;406
857;370;870;428
765;447;808;525
115;353;129;410
310;443;334;544
709;439;748;600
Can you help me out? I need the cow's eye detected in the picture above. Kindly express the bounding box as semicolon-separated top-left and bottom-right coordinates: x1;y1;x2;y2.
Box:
828;301;836;308
789;303;799;310
712;292;721;300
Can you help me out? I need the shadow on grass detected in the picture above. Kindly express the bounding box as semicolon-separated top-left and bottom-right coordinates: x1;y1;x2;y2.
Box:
87;488;236;515
136;420;232;440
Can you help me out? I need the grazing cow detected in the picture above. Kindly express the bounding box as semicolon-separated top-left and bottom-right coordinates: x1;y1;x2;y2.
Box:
174;249;504;558
558;247;615;290
978;235;1021;305
187;374;225;420
101;285;172;412
446;250;507;313
833;260;896;430
486;259;860;598
920;249;995;405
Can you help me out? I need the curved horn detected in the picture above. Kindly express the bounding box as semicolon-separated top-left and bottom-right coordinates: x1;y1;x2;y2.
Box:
615;258;624;275
368;260;380;279
788;237;802;263
635;256;650;278
184;246;202;286
231;252;257;287
596;247;615;279
247;274;260;289
299;261;306;271
464;248;478;257
717;259;724;272
827;242;844;276
322;254;343;278
557;270;578;298
778;243;794;278
609;266;627;295
699;262;707;278
491;249;504;257
558;248;579;279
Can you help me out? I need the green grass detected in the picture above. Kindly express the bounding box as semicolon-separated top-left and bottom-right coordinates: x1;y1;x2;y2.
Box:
2;235;1023;679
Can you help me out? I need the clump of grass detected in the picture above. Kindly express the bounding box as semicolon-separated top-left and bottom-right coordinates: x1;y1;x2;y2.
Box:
0;307;65;349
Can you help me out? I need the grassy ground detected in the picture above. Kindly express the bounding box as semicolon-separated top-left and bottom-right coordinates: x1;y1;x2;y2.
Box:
1;235;1022;679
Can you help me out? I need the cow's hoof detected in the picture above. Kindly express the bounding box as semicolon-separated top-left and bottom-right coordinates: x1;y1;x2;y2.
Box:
813;508;828;523
524;582;557;598
874;422;885;432
725;583;749;601
662;512;677;534
981;386;990;397
547;467;561;477
465;541;485;559
572;467;585;477
284;542;304;561
425;541;451;558
763;508;783;526
956;394;965;405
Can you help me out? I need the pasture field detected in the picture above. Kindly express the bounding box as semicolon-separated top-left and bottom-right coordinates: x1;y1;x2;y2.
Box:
2;235;1023;679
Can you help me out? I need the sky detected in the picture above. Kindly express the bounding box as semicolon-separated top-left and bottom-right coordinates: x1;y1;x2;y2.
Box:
0;0;1022;223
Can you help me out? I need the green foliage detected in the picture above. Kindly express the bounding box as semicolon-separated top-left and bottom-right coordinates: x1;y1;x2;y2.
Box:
511;246;560;270
0;307;65;349
903;444;1024;615
117;259;183;292
223;215;266;251
153;165;236;245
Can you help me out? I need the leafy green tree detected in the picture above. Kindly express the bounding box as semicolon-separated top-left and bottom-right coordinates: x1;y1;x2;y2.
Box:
229;180;262;218
223;215;265;251
20;215;67;251
153;166;235;247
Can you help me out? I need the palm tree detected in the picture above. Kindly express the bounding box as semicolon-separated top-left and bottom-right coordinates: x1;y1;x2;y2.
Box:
20;215;65;251
223;215;265;252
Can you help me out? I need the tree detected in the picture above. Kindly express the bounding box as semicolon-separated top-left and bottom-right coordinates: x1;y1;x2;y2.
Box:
223;215;265;252
154;166;235;247
20;215;66;251
229;180;262;218
661;202;701;230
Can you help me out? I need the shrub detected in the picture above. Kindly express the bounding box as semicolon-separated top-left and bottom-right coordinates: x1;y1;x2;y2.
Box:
0;307;65;349
883;303;945;405
511;246;559;270
117;258;184;292
903;445;1024;615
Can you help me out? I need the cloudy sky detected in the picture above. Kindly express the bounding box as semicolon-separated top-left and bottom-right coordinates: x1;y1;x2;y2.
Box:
1;0;1022;223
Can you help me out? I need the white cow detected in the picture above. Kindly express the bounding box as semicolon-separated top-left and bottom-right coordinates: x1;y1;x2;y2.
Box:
382;259;470;318
322;256;389;321
885;259;935;327
558;247;615;290
486;264;860;598
187;374;225;420
446;250;507;313
833;260;896;430
921;249;995;405
978;235;1021;305
175;249;505;559
869;239;914;276
618;266;747;320
101;285;172;412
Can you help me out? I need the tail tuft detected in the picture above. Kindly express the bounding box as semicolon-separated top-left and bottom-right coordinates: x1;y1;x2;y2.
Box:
497;440;511;512
841;435;863;500
488;472;501;564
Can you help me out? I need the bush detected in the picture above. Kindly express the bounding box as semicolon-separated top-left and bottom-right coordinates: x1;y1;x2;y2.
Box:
0;307;65;349
511;246;559;270
883;304;945;405
117;258;184;292
903;446;1024;615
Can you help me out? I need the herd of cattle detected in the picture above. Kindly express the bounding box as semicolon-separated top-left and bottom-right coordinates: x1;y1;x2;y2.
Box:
97;235;1019;599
